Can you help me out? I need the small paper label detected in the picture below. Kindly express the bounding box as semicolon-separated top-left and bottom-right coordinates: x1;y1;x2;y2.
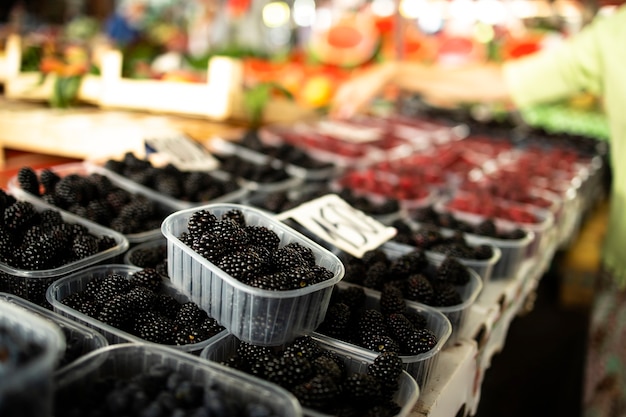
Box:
145;136;219;171
276;194;397;258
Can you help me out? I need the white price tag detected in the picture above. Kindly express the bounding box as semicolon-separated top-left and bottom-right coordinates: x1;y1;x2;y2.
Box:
276;194;397;258
145;136;219;171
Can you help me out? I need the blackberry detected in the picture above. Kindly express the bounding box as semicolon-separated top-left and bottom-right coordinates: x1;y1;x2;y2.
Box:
430;243;473;259
317;302;351;338
334;286;367;311
264;354;314;388
436;257;471;285
474;218;498;237
505;228;528;240
128;243;167;268
310;265;334;285
367;351;403;393
190;233;227;262
357;310;389;344
153;175;182;198
104;189;131;214
97;235;117;252
385;313;417;346
342;373;382;405
404;328;438;354
283;242;316;267
248;272;293;290
393;250;428;275
4;201;37;230
17;167;40;196
431;282;463;307
130;267;162;293
71;234;99;260
271;246;308;271
137;316;175;344
85;200;114;224
98;294;133;329
20;239;61;270
361;249;389;267
217;247;267;282
174;326;208;345
209;218;250;249
292;375;340;410
362;334;401;354
198;316;224;337
175;302;208;327
221;208;246;227
362;261;389;291
39;168;61;194
94;273;132;304
411;206;439;224
379;284;406;316
126;286;158;311
437;212;459;229
283;335;324;361
155;293;182;320
412;226;443;249
312;354;346;383
473;244;495;260
39;208;64;227
237;341;274;362
405;273;434;304
404;311;428;330
343;260;367;285
245;225;281;250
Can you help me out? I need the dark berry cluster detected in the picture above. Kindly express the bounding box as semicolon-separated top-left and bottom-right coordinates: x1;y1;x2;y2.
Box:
179;208;334;290
60;268;224;346
251;184;400;217
214;153;291;184
127;241;168;277
103;152;240;203
0;325;46;417
411;205;529;240
221;335;403;416
391;219;496;260
54;361;281;417
340;248;468;307
317;285;440;356
0;192;117;270
16;166;172;235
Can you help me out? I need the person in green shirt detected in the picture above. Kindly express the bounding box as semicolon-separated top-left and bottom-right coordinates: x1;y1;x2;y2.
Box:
331;5;626;416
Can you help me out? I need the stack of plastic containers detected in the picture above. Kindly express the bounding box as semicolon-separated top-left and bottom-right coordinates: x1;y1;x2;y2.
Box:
0;299;65;417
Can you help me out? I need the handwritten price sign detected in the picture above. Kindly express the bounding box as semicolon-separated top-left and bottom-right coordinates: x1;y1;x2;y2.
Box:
276;194;397;258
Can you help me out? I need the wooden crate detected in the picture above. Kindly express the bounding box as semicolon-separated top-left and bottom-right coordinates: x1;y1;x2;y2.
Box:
3;35;102;104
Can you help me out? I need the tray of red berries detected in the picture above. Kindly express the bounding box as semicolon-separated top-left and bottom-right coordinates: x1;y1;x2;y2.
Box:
46;264;225;353
161;204;345;346
201;332;420;416
53;343;302;417
0;190;128;306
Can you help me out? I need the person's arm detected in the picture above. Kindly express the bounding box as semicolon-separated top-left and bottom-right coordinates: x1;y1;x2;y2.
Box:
330;60;512;119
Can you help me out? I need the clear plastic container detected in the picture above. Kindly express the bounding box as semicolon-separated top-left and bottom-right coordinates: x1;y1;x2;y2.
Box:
89;160;249;210
0;196;128;306
0;299;66;417
54;343;302;417
200;332;420;417
46;264;219;354
315;282;450;389
0;292;108;371
8;162;180;244
381;242;482;345
421;207;536;280
161;203;345;346
122;237;168;271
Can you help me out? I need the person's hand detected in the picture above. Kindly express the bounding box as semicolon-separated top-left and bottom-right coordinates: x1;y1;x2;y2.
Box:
329;61;397;119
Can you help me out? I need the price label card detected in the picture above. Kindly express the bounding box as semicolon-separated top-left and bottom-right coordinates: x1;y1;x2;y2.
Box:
276;194;397;258
145;135;219;171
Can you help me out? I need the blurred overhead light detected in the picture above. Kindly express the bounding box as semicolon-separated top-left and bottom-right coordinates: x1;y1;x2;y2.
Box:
263;1;291;28
399;0;424;19
371;0;396;17
293;0;316;27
